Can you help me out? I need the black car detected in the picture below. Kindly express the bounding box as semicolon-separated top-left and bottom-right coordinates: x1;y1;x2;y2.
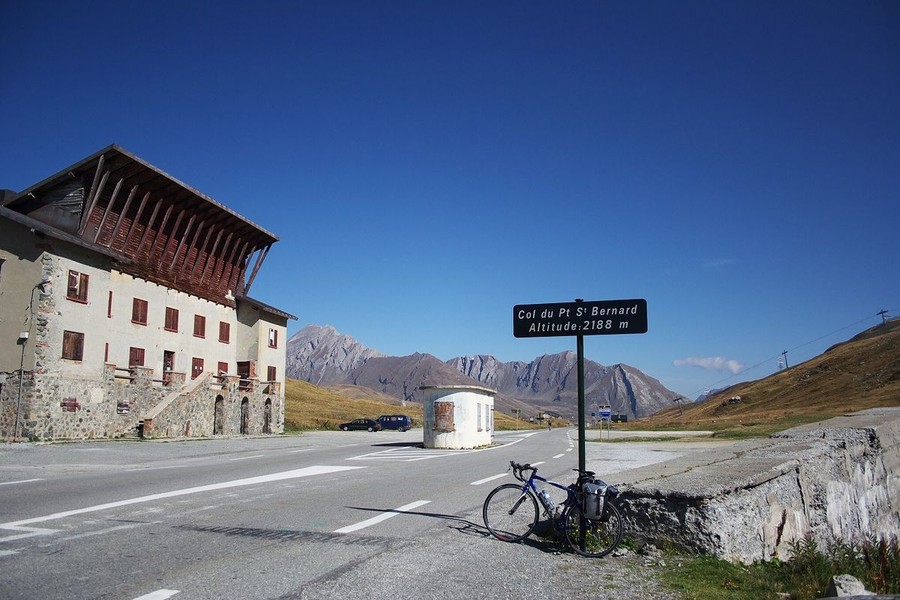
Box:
339;418;382;432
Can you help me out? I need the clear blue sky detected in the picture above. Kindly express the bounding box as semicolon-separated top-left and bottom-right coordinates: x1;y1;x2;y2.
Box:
2;1;898;400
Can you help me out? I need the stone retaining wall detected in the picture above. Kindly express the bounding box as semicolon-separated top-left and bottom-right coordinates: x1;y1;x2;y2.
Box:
0;365;283;440
615;408;900;563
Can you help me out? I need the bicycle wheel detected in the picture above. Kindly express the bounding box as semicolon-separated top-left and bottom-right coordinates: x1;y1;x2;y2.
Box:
482;483;539;542
563;501;623;558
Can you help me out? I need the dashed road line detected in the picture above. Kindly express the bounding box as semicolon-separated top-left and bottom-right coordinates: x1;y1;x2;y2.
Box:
132;590;179;600
0;479;44;486
334;500;431;534
471;473;508;486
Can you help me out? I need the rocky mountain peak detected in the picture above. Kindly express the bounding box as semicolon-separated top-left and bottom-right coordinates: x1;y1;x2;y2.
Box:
286;324;678;419
285;324;383;386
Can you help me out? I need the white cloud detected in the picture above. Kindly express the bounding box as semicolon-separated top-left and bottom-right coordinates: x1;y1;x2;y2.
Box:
673;356;744;374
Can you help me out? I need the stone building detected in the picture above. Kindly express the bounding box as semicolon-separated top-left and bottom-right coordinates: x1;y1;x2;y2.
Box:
0;145;296;440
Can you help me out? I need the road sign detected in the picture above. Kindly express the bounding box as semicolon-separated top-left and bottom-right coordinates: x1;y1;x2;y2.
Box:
513;299;647;338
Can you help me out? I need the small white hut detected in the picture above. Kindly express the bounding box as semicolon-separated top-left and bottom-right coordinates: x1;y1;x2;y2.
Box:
420;385;496;449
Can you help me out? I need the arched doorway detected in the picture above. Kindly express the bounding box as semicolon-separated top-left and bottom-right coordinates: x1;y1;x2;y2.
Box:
213;395;225;435
263;398;272;434
240;397;250;434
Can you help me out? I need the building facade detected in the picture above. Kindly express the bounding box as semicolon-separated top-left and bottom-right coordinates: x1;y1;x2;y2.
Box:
0;145;296;440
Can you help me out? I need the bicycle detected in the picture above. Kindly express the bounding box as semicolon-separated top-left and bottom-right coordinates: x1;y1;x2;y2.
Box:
482;461;623;558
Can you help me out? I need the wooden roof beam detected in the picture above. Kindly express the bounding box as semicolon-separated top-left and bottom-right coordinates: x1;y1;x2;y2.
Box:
107;185;139;250
92;177;124;243
122;191;151;256
197;229;224;285
79;168;108;237
171;214;198;271
226;240;250;296
243;243;271;295
189;224;215;281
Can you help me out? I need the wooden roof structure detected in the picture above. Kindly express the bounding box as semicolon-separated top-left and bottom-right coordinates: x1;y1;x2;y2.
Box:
1;145;283;309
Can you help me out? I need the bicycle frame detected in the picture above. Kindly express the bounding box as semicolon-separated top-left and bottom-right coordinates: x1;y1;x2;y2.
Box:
515;466;580;525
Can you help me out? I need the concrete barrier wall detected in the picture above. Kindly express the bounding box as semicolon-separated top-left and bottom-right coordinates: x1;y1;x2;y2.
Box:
615;408;900;563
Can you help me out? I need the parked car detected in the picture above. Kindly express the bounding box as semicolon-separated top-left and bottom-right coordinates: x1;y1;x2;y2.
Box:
339;418;381;432
376;414;412;432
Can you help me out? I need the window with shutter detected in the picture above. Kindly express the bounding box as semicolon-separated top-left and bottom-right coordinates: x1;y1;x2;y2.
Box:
165;307;179;332
62;331;85;361
132;298;148;325
129;347;145;366
193;314;206;338
66;270;89;303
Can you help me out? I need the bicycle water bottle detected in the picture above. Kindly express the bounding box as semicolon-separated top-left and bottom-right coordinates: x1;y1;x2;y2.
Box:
538;489;553;511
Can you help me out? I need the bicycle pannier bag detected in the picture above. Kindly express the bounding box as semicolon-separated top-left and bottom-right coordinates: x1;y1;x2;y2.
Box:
582;480;607;520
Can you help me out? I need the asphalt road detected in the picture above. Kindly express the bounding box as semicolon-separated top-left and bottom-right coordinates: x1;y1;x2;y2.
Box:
0;429;686;600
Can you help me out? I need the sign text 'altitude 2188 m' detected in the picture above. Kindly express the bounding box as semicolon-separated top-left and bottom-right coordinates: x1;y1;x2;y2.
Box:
513;299;648;338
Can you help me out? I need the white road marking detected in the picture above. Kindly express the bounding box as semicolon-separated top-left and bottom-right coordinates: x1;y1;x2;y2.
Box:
228;455;265;461
470;473;508;486
0;479;44;486
0;465;364;532
132;590;180;600
0;550;19;557
0;525;59;543
553;453;565;459
348;447;470;462
334;500;431;534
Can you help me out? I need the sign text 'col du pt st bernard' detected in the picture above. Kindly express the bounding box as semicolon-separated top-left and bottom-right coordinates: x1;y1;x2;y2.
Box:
513;299;648;338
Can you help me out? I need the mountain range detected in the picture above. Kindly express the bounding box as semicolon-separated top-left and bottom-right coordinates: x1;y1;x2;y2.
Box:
285;325;678;420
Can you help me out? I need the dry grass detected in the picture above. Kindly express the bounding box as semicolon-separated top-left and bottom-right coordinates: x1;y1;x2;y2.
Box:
284;378;541;432
635;320;900;438
283;379;424;431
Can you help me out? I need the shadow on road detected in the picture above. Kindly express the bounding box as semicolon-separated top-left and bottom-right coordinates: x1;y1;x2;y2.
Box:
344;505;569;555
369;441;424;448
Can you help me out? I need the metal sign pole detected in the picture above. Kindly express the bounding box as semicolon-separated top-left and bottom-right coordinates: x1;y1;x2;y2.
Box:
576;331;587;552
576;332;586;475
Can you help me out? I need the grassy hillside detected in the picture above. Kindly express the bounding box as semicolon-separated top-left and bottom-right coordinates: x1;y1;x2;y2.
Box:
637;319;900;437
284;378;539;431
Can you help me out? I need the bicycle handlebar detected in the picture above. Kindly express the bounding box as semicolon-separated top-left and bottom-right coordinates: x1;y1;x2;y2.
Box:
509;461;535;481
508;461;598;484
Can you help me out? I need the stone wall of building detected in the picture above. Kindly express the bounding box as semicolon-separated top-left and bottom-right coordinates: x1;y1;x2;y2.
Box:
616;408;900;563
0;364;284;440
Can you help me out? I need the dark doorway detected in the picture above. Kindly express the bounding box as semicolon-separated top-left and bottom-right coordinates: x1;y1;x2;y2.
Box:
163;351;175;385
214;395;225;435
240;398;250;434
263;398;272;434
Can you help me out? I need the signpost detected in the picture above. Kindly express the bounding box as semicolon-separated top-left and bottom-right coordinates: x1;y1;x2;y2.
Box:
513;298;648;475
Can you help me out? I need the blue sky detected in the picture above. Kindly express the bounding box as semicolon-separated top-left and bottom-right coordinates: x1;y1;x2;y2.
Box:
2;1;898;400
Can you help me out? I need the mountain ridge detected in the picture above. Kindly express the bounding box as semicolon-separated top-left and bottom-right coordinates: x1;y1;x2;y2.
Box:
286;324;677;419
